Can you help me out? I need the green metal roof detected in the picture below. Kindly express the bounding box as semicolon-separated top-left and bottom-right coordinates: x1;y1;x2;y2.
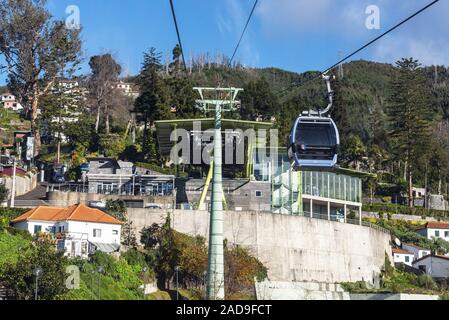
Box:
155;118;273;157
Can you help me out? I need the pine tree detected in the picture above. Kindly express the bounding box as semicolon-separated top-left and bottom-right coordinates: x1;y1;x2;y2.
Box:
40;80;85;163
134;48;172;160
386;58;433;207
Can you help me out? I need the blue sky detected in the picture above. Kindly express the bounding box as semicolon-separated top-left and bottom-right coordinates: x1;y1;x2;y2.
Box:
1;0;448;85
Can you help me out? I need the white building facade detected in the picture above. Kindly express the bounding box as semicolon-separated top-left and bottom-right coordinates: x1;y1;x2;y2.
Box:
392;248;415;267
412;255;449;279
11;204;123;259
402;244;431;261
416;222;449;241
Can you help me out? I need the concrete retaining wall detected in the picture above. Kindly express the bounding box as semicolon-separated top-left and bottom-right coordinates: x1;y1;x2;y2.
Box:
48;191;174;207
2;173;37;197
128;209;392;284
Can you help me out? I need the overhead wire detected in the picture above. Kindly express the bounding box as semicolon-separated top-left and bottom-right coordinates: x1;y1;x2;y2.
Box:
278;0;441;97
169;0;190;81
228;0;259;67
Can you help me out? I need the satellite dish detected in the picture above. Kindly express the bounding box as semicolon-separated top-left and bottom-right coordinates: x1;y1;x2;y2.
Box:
394;238;401;247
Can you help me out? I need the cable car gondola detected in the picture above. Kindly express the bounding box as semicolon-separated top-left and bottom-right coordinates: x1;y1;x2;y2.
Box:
288;75;340;170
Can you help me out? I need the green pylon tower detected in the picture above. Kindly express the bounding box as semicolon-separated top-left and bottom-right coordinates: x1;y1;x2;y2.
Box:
194;87;243;300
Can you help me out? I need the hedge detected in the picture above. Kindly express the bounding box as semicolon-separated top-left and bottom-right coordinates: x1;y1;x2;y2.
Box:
363;203;449;219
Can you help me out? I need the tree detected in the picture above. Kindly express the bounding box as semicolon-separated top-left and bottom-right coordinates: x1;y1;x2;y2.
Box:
0;183;9;204
88;54;122;134
240;78;279;121
340;134;367;170
0;0;82;155
39;80;85;163
133;48;171;159
0;241;68;300
121;221;137;248
105;199;127;222
98;134;125;158
386;58;433;207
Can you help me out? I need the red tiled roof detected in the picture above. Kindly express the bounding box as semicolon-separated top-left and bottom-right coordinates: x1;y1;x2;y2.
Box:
416;222;449;230
11;204;123;225
392;248;414;255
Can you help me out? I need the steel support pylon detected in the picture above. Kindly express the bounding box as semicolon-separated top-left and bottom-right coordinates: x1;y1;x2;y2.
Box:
194;87;243;300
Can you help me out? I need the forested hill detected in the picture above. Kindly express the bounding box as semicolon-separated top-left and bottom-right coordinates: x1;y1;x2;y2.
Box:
186;60;449;145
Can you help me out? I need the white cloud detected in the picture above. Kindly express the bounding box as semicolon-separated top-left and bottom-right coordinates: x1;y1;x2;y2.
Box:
256;0;449;66
216;0;260;66
257;0;333;35
374;36;449;66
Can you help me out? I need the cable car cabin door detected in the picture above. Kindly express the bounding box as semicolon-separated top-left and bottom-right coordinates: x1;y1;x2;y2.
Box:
289;116;340;171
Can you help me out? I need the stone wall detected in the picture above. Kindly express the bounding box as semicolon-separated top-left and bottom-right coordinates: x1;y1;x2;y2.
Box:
2;173;37;198
128;209;392;284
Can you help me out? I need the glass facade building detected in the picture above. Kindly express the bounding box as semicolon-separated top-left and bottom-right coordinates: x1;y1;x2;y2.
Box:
253;148;363;215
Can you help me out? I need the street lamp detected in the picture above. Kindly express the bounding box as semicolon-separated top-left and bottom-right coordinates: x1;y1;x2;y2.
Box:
97;266;104;300
174;266;180;300
90;269;95;292
142;267;148;300
203;270;207;300
33;267;43;300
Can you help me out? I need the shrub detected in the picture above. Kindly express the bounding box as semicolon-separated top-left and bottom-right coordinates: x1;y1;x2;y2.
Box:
416;274;438;290
122;249;147;268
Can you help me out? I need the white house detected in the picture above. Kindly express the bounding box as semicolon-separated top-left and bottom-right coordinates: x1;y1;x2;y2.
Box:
392;248;415;266
412;255;449;279
11;204;123;259
112;81;139;99
402;243;431;260
416;222;449;241
0;93;23;112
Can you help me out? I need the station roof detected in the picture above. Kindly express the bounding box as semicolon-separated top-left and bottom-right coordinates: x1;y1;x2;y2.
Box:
155;118;273;157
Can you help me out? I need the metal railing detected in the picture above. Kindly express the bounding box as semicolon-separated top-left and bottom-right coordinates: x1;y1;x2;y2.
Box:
48;183;174;197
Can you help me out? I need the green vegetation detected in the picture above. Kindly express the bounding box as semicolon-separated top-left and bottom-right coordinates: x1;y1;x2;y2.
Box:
366;217;449;254
0;210;267;300
140;217;268;300
0;207;29;230
105;199;127;222
363;202;449;219
62;251;149;300
341;254;445;296
0;238;69;300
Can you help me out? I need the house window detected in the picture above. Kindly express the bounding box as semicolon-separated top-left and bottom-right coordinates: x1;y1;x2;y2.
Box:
112;230;118;235
51;226;56;234
93;229;102;238
418;265;426;272
435;230;440;237
445;231;449;238
255;191;263;198
34;225;42;233
405;256;410;262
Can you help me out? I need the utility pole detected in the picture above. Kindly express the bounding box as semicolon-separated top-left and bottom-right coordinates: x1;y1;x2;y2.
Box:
338;51;344;79
194;87;243;300
10;157;16;208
